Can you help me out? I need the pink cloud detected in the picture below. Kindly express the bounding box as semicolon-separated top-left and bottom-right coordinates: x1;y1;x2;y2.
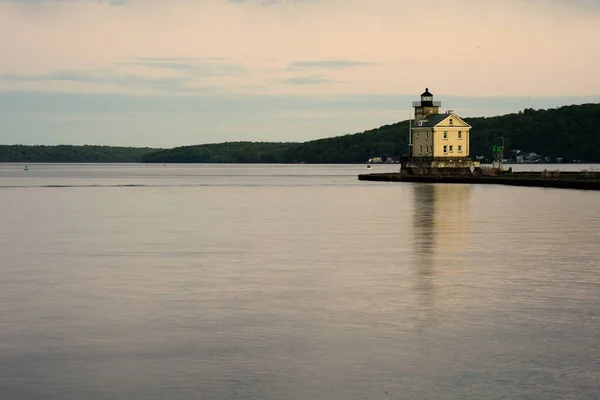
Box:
1;0;599;96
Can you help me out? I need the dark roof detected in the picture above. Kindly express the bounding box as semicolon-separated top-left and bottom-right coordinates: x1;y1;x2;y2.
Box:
419;113;448;127
417;113;472;128
421;88;433;97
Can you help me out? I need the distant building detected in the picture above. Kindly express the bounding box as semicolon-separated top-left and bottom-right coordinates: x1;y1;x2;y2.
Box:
402;88;480;175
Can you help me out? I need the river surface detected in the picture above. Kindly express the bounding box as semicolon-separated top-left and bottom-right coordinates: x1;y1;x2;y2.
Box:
1;163;599;400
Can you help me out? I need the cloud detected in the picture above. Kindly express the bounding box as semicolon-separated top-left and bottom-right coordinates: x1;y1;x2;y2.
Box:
1;0;599;99
0;0;127;5
122;57;247;75
549;0;600;10
0;57;250;93
2;0;316;4
228;0;318;5
284;74;334;85
1;69;209;93
134;57;228;62
288;60;377;69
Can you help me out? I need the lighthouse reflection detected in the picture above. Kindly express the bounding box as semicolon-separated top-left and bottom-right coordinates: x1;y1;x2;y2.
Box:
411;183;471;326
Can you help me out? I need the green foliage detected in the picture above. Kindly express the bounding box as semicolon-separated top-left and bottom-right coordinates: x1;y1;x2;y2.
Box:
467;103;600;162
141;142;297;163
0;145;156;163
139;122;410;164
279;122;409;164
3;103;599;163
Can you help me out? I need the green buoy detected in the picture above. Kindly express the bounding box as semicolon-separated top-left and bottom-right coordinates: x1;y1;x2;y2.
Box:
24;165;28;171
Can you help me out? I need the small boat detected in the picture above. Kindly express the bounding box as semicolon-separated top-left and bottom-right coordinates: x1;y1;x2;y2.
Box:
366;164;372;169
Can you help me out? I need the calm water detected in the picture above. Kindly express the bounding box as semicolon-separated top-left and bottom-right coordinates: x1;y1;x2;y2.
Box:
1;163;599;400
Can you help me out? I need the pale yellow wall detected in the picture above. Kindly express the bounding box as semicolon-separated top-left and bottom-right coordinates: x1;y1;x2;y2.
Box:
431;114;470;158
411;128;433;157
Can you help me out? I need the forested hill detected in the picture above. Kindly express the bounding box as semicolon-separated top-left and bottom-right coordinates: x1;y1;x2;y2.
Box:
2;103;599;163
0;145;156;163
141;142;297;164
466;103;600;162
140;124;408;164
142;103;600;163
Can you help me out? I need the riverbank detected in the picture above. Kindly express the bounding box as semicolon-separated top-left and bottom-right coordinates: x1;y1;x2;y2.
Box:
358;171;600;191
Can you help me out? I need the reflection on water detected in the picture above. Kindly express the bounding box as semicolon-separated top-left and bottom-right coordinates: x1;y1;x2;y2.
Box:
412;184;436;321
412;184;471;327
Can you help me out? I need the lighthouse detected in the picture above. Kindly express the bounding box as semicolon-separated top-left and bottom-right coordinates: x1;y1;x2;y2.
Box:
403;88;480;175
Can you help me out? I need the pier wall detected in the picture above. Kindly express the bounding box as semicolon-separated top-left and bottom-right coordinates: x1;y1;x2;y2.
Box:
358;172;600;191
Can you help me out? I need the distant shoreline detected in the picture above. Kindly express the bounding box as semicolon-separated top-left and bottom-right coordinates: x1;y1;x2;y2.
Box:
3;161;598;166
3;101;600;164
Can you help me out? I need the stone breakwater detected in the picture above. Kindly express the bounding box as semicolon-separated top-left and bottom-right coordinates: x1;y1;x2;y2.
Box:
358;171;600;191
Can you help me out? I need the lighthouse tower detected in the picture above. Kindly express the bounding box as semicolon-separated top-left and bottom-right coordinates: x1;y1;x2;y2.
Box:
413;88;441;126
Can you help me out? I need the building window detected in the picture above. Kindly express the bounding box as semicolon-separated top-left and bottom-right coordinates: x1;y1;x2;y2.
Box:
419;145;423;154
443;145;447;153
444;131;448;139
416;132;419;139
449;119;453;125
458;145;463;153
458;131;462;139
426;131;429;139
449;145;453;152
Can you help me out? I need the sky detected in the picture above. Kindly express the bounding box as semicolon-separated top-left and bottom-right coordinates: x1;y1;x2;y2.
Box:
1;0;599;148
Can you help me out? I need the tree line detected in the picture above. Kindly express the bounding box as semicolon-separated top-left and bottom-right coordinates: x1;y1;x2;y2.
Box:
2;103;599;163
0;145;156;163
